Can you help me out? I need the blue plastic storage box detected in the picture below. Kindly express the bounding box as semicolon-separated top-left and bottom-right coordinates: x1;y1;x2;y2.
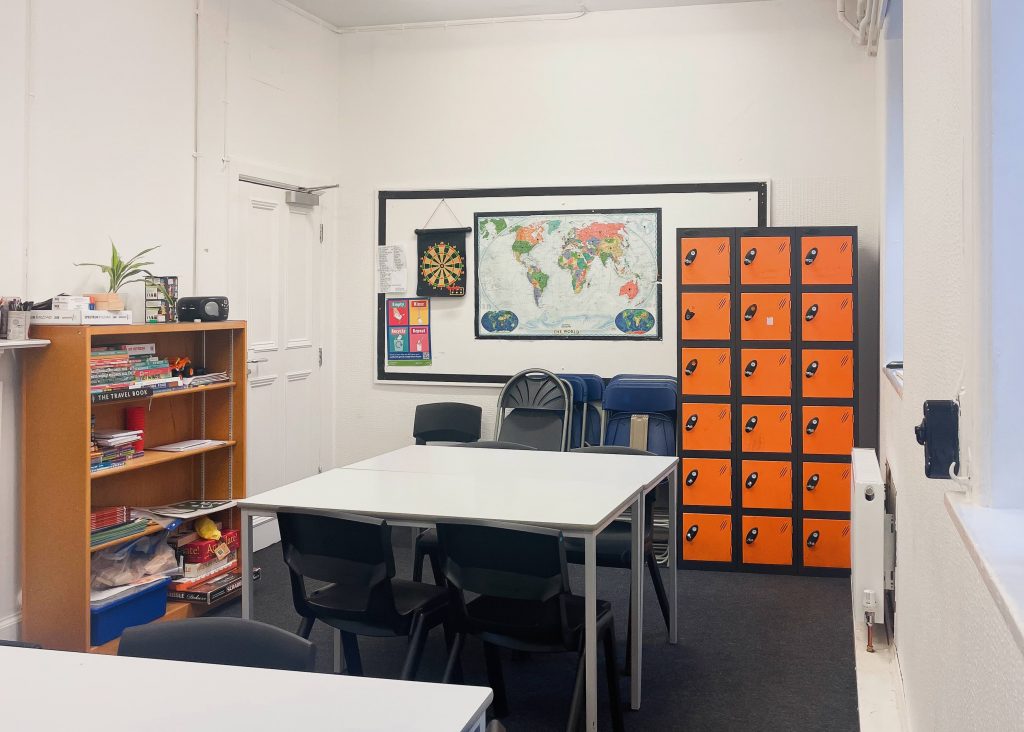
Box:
90;576;172;646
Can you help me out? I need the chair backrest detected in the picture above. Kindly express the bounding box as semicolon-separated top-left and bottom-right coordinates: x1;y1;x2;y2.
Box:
118;617;315;672
456;440;537;450
495;369;571;451
277;511;405;633
571;446;661;520
436;522;573;644
413;402;482;445
602;377;678;456
559;375;587;449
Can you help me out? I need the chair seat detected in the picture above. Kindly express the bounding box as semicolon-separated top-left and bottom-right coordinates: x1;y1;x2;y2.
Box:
465;593;613;651
564;519;652;567
308;578;448;619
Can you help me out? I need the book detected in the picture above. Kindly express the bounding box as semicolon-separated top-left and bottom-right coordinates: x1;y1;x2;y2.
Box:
139;499;234;520
182;551;236;579
91;506;130;531
169;559;238;591
30;309;132;325
151;439;224;453
89;518;153;547
180;529;239;564
167;567;260;605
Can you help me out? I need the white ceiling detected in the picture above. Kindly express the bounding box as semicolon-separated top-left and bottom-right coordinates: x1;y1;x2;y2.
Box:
288;0;761;29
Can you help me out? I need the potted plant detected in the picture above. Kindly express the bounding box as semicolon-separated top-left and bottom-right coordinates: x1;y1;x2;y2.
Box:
76;240;159;312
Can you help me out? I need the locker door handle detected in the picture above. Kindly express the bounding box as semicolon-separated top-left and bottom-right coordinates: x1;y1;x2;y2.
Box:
744;304;758;321
685;525;699;542
805;360;819;378
745;527;759;544
804;247;819;265
743;248;757;265
806;530;820;548
685;469;699;486
685;414;698;431
744;415;758;433
806;473;820;491
805;303;819;321
745;472;758;489
684;358;698;376
684;248;698;266
806;417;820;435
744;360;758;377
684;308;695;321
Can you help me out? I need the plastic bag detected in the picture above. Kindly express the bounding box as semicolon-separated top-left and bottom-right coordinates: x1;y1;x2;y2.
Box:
91;531;180;590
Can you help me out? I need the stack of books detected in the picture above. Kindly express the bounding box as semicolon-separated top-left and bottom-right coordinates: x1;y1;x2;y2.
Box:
90;514;152;548
89;419;140;472
126;343;181;393
91;506;130;531
89;347;133;394
168;529;243;604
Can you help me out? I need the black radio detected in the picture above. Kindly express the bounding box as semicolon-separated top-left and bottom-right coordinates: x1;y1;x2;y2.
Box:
176;296;229;322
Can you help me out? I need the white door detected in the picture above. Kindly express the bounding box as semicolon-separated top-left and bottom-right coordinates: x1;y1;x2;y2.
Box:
235;181;323;547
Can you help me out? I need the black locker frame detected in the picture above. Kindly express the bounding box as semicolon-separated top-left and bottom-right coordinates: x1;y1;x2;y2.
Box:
676;226;857;577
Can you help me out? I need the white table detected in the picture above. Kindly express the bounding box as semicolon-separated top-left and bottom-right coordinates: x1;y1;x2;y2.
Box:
238;446;679;731
0;645;492;731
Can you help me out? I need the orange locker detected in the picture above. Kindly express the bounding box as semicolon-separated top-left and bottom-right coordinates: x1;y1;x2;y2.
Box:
681;347;731;396
801;293;854;342
681;402;732;452
740;348;791;397
802;349;854;399
740;404;792;453
681;293;731;341
803;519;851;568
740;460;792;509
803;462;853;512
682;457;732;506
740;293;791;341
680;236;731;285
740;235;791;285
802;406;854;456
801;235;853;285
682;513;732;562
742;516;792;565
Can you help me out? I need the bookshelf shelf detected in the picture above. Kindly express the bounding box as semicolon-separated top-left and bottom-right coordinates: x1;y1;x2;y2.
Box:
21;321;247;652
90;440;237;479
0;338;50;353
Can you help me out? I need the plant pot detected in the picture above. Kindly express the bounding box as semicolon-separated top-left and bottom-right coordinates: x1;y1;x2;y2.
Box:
87;293;125;312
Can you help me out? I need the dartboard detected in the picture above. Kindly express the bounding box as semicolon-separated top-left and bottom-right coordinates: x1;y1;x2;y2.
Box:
419;241;465;292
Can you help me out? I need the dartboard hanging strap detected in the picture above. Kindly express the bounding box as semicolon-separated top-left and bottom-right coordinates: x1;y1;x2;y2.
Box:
414;200;471;298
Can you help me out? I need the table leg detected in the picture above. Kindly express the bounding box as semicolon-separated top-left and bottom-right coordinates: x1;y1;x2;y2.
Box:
241;509;254;620
630;492;644;709
669;464;679;644
334;628;343;673
584;533;598;731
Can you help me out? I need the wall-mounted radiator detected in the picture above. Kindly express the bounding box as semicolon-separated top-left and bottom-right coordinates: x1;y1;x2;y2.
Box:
851;448;894;650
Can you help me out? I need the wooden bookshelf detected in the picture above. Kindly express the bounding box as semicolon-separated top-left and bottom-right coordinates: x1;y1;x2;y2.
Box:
21;321;247;652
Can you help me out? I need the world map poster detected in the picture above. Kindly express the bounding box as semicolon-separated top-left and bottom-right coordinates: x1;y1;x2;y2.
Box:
474;209;661;339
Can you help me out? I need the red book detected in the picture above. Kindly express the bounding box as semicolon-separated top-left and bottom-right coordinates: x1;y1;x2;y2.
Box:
180;529;239;564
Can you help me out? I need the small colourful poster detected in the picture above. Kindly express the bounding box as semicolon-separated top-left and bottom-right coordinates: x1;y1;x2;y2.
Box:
386;298;432;366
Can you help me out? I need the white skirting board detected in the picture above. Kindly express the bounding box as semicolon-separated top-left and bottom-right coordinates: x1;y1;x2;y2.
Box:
853;620;908;731
252;515;280;552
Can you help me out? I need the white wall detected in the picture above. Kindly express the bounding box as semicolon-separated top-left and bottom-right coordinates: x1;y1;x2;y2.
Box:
0;0;340;639
333;0;879;464
876;0;1024;727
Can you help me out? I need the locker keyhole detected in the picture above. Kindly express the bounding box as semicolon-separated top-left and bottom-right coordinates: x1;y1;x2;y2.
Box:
806;417;820;435
745;472;758;489
805;360;819;378
684;248;698;266
806;473;820;491
685;414;699;431
744;360;758;377
744;304;758;321
685;525;699;542
745;527;759;544
805;303;819;321
684;308;695;321
685;469;699;486
685;359;698;376
805;247;819;265
806;530;820;548
743;248;757;265
744;415;758;433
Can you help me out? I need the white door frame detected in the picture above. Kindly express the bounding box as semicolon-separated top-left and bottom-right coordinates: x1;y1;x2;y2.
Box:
228;159;337;550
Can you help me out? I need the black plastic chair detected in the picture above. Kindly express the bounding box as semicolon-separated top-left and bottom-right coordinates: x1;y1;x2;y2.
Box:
495;369;571;451
278;510;448;680
118;617;315;672
564;446;671;672
412;441;537;585
437;521;624;732
413;402;482;445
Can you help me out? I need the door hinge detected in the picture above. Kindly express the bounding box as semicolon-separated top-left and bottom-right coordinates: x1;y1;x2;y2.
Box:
318;346;323;367
319;223;324;243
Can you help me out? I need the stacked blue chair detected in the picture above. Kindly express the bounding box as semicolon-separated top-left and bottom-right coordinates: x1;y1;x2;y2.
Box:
602;375;678;456
560;373;605;448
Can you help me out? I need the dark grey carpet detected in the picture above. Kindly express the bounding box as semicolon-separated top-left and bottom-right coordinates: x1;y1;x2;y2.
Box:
212;533;858;731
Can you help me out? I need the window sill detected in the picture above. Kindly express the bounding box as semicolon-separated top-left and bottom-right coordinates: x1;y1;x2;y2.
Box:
945;492;1024;655
883;363;904;397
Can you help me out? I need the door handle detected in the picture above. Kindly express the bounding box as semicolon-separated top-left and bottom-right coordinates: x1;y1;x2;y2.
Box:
744;303;758;321
744;415;758;433
684;358;698;376
685;469;699;486
805;360;819;378
685;525;699;542
745;527;759;544
684;248;698;266
806;530;820;548
744;360;758;377
806;417;820;435
743;248;757;265
745;472;758;489
246;358;268;364
805;303;819;321
806;473;820;491
804;247;819;265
